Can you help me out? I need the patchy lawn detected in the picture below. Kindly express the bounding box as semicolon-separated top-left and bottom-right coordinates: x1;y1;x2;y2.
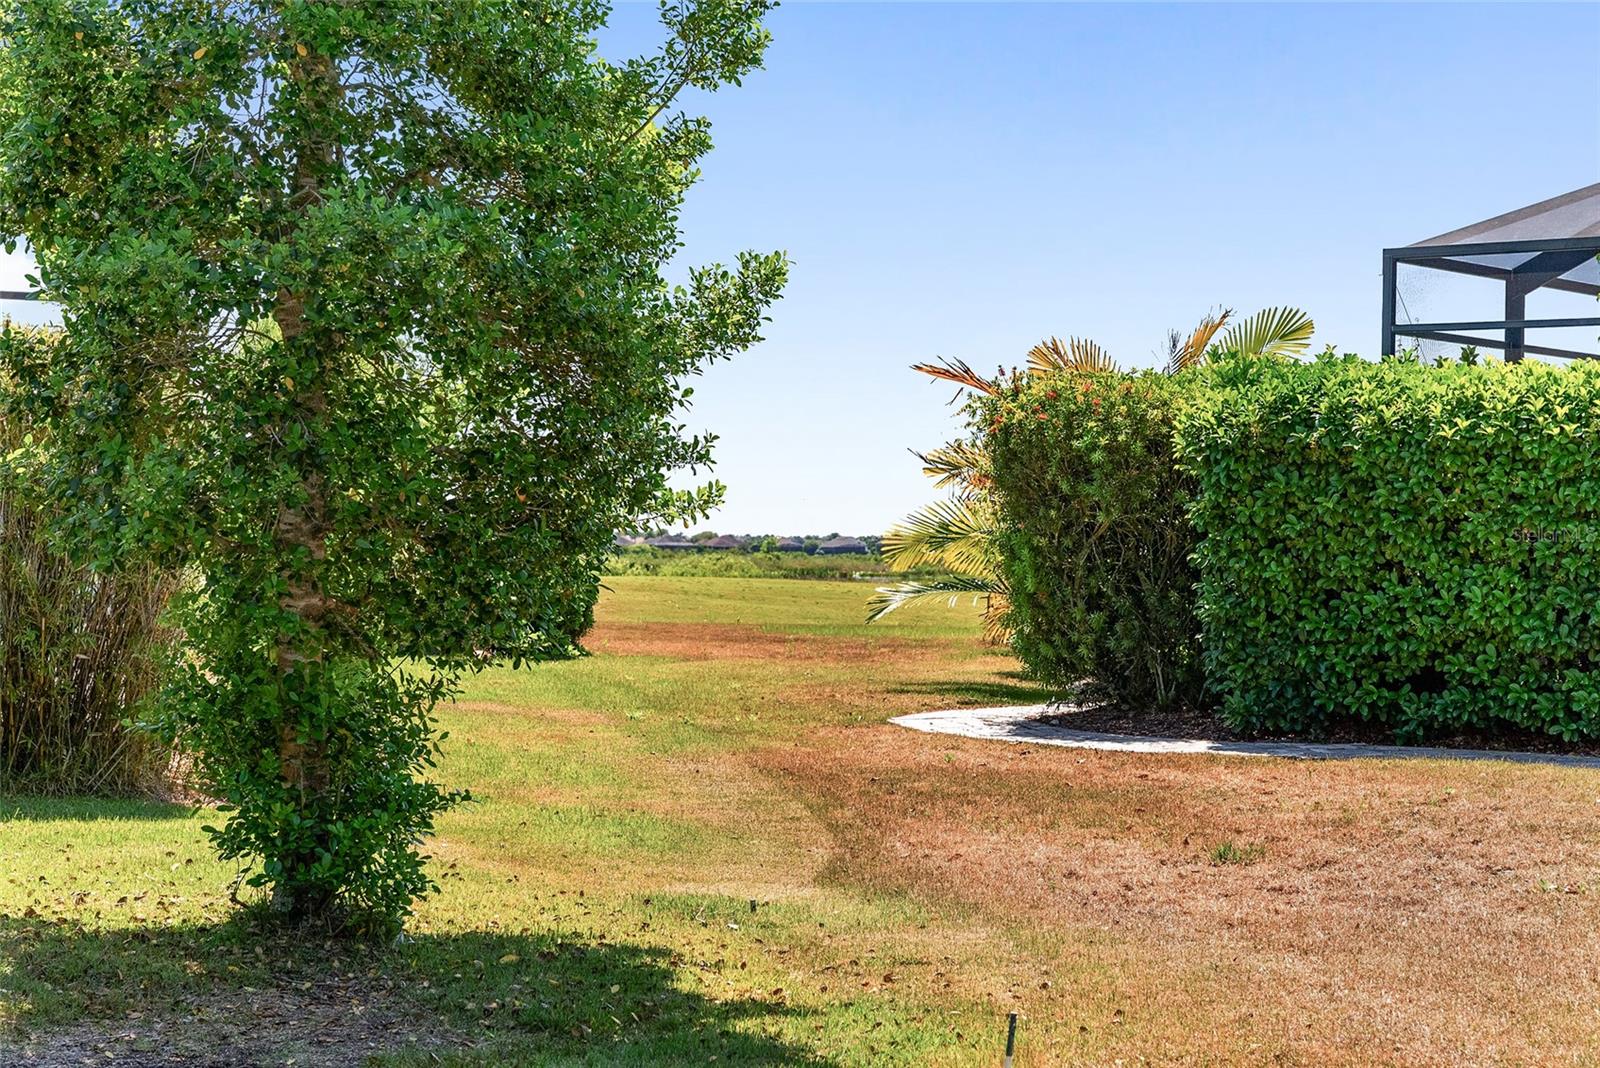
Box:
5;575;1600;1065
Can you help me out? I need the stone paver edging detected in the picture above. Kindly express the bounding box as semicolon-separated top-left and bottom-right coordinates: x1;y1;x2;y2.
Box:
891;704;1600;769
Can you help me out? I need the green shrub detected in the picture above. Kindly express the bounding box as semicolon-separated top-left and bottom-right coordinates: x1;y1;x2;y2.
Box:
984;370;1202;708
1182;354;1600;740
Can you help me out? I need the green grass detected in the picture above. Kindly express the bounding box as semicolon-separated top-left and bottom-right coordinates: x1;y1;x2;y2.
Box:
1206;839;1265;866
1;577;1042;1066
596;574;981;636
9;576;1599;1065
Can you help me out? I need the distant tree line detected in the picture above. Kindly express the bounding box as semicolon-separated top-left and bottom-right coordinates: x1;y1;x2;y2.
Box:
634;530;883;555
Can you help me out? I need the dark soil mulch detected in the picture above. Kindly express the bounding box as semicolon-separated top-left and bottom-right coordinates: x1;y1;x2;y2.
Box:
1040;697;1600;757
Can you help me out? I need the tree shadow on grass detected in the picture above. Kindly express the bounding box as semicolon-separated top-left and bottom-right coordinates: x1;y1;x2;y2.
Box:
890;676;1054;706
0;795;197;822
1;914;837;1066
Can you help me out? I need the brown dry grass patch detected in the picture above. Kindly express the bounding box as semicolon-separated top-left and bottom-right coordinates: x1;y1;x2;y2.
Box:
446;593;1600;1064
760;724;1600;1065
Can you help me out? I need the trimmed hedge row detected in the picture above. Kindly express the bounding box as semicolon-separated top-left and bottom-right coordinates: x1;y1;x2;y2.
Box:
987;353;1600;741
1183;355;1600;740
984;371;1202;709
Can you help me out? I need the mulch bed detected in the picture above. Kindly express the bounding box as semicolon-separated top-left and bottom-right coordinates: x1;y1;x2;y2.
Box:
1040;698;1600;757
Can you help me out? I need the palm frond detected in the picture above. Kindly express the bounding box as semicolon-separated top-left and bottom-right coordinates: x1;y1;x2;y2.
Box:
1026;336;1116;375
1217;306;1314;360
881;497;993;576
915;441;988;491
1164;308;1233;374
978;591;1013;644
912;356;1000;396
865;576;999;624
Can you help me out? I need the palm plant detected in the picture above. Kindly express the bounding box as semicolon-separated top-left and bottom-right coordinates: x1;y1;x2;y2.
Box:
868;306;1314;632
865;440;1008;636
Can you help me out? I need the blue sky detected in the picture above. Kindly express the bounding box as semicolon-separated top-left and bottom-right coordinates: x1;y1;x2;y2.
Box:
4;3;1596;537
600;1;1600;535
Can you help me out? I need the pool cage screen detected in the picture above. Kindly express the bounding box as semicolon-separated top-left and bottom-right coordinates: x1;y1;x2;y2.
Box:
1382;183;1600;363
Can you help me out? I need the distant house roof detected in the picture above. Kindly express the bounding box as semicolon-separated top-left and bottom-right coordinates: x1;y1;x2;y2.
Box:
816;536;869;555
646;536;700;550
704;534;744;550
613;534;646;547
774;537;805;551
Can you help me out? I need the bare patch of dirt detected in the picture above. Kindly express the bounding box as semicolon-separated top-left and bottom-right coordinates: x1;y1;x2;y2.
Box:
10;974;464;1067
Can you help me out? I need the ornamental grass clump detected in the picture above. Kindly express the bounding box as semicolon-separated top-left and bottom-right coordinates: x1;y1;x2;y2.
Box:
0;400;175;795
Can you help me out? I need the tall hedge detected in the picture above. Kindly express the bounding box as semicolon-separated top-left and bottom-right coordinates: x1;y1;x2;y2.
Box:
985;371;1202;708
1182;355;1600;740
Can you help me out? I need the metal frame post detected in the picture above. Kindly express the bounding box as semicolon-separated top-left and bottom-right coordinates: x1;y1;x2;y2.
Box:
1504;281;1526;362
1380;251;1397;357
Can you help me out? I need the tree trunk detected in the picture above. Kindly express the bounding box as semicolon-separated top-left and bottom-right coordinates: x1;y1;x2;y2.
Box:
268;43;341;920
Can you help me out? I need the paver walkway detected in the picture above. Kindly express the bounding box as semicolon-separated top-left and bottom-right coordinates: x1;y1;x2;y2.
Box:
891;704;1600;769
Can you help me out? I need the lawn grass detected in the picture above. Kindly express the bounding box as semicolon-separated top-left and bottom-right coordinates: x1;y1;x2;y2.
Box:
6;576;1600;1065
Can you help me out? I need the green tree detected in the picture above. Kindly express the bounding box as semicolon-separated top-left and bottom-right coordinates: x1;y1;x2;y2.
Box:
0;0;785;932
